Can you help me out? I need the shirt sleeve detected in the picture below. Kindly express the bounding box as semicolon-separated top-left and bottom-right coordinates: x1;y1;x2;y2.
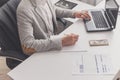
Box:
55;7;75;18
17;8;62;55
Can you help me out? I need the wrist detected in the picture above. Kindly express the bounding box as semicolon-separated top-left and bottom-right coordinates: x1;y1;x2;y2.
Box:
73;12;76;18
62;37;65;46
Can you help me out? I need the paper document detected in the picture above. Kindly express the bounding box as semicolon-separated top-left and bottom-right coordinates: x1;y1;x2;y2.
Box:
72;53;113;75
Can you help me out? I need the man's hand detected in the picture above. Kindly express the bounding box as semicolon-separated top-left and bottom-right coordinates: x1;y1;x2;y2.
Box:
62;33;79;46
74;11;91;20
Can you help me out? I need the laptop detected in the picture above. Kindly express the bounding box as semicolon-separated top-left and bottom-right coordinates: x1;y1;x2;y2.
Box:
84;0;119;32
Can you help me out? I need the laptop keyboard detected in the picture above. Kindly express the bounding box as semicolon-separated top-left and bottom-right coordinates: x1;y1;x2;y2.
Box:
91;11;108;28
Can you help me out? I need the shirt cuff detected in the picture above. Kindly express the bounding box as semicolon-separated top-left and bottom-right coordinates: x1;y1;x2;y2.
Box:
50;35;62;50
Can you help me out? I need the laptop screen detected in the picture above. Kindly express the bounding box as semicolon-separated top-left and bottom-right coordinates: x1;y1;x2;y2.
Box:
105;0;119;28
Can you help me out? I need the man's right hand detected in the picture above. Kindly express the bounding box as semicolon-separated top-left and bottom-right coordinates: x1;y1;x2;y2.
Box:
62;33;79;46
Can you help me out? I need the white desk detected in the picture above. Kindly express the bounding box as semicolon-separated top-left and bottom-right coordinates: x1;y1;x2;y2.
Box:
8;0;120;80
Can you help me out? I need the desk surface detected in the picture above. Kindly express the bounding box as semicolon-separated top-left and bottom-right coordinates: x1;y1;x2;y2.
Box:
8;0;120;80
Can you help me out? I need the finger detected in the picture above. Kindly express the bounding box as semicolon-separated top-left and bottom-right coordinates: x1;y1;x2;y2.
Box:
75;12;83;18
81;10;88;13
74;34;79;38
64;34;71;38
70;33;78;36
70;34;76;39
75;36;79;41
73;39;78;44
81;14;89;19
84;13;91;19
73;35;79;42
71;34;79;39
72;36;78;42
82;12;91;19
80;14;87;19
77;14;82;18
71;40;76;45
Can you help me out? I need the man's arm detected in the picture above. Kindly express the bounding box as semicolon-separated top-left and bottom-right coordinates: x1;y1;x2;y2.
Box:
55;7;75;18
17;8;62;55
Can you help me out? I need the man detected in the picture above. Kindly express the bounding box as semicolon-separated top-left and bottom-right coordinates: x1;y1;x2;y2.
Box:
17;0;90;55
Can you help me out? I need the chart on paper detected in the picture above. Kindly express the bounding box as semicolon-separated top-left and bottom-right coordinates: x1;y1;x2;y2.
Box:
72;53;114;75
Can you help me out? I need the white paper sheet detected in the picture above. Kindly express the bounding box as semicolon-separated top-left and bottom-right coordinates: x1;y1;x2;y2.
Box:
72;54;114;75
